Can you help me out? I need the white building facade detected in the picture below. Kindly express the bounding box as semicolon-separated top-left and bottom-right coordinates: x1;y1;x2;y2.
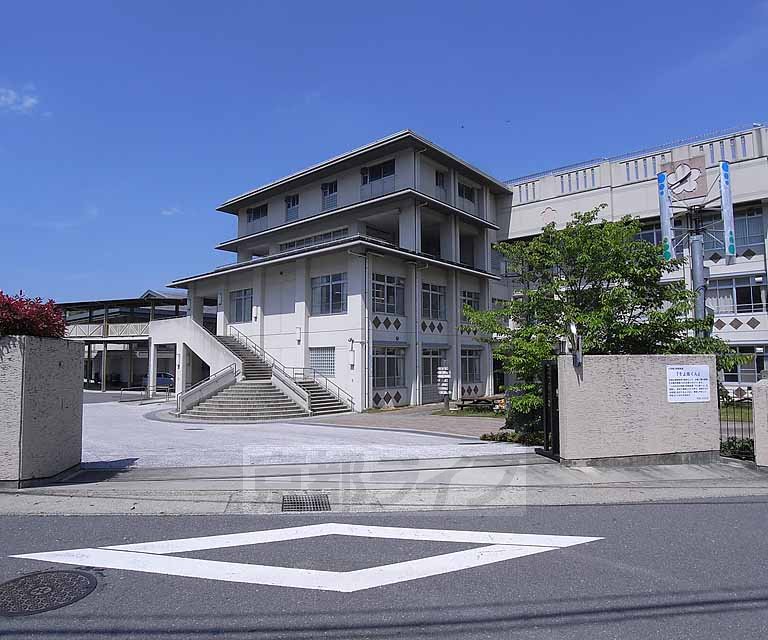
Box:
170;131;514;411
504;124;768;394
167;124;768;409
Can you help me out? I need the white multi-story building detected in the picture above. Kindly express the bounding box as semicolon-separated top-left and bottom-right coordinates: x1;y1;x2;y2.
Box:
158;124;768;414
169;131;514;412
504;124;768;393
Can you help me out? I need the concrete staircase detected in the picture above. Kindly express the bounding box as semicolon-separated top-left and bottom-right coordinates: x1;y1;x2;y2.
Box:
297;379;350;416
180;336;308;422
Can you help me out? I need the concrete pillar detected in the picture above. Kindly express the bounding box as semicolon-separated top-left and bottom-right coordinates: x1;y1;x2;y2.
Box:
178;343;188;393
294;258;309;368
753;379;768;469
440;213;455;262
216;285;228;336
405;263;419;406
448;270;460;402
128;343;134;387
398;202;421;252
256;269;265;348
100;341;108;392
480;278;494;396
146;340;157;397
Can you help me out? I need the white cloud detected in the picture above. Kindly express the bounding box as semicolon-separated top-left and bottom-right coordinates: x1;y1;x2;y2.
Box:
160;206;181;217
0;87;40;114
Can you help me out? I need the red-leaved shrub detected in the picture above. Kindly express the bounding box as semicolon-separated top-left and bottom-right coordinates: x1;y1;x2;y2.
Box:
0;291;66;338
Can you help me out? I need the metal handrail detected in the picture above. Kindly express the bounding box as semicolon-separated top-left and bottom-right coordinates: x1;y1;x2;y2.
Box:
287;367;354;410
119;386;149;402
227;326;310;408
175;363;238;413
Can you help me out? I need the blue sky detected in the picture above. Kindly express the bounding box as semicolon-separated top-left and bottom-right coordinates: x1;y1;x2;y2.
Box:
2;0;768;301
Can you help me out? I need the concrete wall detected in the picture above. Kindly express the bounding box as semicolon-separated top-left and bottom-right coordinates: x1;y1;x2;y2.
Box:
749;379;768;469
0;335;83;486
557;354;719;464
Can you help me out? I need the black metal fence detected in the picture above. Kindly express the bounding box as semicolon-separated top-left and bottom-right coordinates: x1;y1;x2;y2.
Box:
718;385;755;461
540;360;560;459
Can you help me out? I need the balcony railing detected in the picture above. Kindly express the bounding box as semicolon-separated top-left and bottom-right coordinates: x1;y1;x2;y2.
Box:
66;322;150;338
360;174;397;200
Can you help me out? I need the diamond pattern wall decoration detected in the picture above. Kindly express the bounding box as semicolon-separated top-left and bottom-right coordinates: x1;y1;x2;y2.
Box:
383;318;392;329
393;391;402;403
372;317;381;328
372;393;382;406
383;392;392;404
743;248;756;259
730;318;743;329
714;319;726;330
747;317;761;329
393;319;402;330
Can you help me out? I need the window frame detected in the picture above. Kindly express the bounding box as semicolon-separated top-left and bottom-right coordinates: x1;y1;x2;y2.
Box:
373;346;406;388
372;273;405;316
421;282;447;320
229;288;253;324
460;348;482;384
310;272;348;316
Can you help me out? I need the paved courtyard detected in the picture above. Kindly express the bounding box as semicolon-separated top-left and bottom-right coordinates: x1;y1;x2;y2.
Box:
82;401;524;469
298;403;505;438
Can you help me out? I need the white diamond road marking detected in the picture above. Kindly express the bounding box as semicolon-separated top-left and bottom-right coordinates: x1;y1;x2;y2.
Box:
10;523;602;592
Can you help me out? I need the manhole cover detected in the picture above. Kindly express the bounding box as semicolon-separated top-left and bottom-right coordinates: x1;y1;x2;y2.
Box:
281;493;332;512
0;570;97;616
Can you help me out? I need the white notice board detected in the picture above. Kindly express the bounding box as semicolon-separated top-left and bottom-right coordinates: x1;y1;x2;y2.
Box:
666;365;710;403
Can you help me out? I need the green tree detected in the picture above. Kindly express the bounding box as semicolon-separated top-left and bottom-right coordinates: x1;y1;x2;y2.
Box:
464;206;737;432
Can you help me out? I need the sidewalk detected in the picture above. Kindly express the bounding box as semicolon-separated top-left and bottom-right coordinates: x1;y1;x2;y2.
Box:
1;454;766;516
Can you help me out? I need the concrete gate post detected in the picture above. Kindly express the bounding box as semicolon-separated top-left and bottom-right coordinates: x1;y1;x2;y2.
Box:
751;379;768;469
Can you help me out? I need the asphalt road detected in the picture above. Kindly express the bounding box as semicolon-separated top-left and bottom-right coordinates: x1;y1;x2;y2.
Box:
2;499;768;639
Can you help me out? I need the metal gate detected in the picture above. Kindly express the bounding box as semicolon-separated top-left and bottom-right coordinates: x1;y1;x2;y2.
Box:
540;359;560;459
719;386;755;461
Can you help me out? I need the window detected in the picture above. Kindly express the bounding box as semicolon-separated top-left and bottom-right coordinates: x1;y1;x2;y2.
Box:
525;184;529;201
734;209;763;249
633;160;639;180
730;137;737;160
575;172;580;190
311;272;347;315
461;290;480;321
309;347;335;377
229;288;253;323
706;276;765;314
643;158;648;178
285;194;299;221
625;163;631;182
719;140;725;161
246;204;268;227
636;223;662;245
709;143;715;164
491;248;505;274
458;182;475;203
373;346;405;388
568;174;572;191
723;346;766;383
422;283;446;320
321;181;337;210
741;136;748;157
461;348;482;383
361;159;395;184
590;167;596;187
531;181;536;199
279;228;348;252
435;171;446;189
560;175;565;193
372;273;405;315
652;156;657;176
422;348;446;385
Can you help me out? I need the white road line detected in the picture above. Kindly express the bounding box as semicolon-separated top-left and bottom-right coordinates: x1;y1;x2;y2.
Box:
10;523;603;592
